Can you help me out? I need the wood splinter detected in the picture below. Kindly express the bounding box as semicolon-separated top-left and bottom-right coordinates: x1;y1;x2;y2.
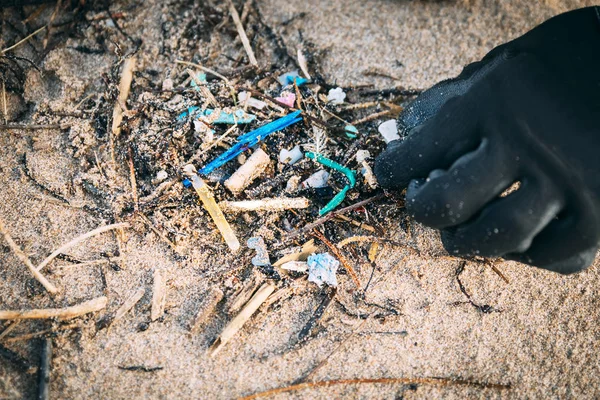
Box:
210;283;275;357
151;270;166;322
0;297;108;320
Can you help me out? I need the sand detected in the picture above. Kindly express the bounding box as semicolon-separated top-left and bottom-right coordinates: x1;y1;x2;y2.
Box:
0;0;599;399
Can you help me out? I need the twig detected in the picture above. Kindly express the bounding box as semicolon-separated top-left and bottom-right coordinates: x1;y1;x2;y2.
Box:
190;288;224;334
151;269;166;322
312;230;361;288
112;287;145;325
227;0;258;67
297;288;336;343
0;297;108;320
287;194;384;240
0;320;21;341
239;376;510;399
2;80;7;124
0;217;58;294
185;68;218;107
0;25;47;55
137;213;180;254
350;110;391;126
183;124;238;167
51;257;124;271
35;222;130;272
3;322;80;343
175;60;231;85
37;338;51;400
0;123;66;130
118;365;163;372
210;283;275;356
128;146;139;212
111;56;136;136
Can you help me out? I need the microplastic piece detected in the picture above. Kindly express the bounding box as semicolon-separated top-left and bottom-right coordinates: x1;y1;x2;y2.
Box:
275;91;296;108
277;70;308;86
247;236;270;267
178;107;256;124
344;124;359;138
199;110;302;176
378;119;400;143
280;261;309;272
305;152;357;215
302;170;330;189
279;145;303;165
307;253;339;287
224;148;270;194
327;87;346;105
238;91;267;110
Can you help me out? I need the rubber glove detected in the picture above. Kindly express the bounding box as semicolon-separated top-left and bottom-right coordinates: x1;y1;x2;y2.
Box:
375;7;600;274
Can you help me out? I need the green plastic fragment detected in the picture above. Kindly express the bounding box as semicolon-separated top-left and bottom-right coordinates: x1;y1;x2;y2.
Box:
305;152;356;215
344;124;358;139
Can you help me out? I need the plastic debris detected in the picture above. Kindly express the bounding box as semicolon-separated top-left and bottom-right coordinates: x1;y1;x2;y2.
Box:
219;197;309;213
378;119;400;143
305;152;357;215
279;145;303;165
302;170;330;189
344;124;358;139
247;237;270;267
307;253;339;287
238;91;267;110
280;261;308;272
286;176;301;193
356;150;378;189
199;110;302;176
273;239;319;267
277;70;308;86
178;107;256;124
224;148;270;194
327;87;346;105
183;164;240;252
154;170;168;183
275;91;296;108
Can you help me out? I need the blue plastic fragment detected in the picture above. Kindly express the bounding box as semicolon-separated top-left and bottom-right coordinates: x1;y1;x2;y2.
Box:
307;253;339;287
182;178;192;188
277;70;308;87
198;110;303;176
177;107;256;124
247;236;270;267
344;124;358;139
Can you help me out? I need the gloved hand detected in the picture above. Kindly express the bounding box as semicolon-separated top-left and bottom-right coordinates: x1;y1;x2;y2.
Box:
375;7;600;274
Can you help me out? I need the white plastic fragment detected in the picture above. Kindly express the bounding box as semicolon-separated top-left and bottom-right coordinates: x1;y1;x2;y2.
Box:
378;119;400;143
281;261;309;272
307;253;339;287
225;148;270;194
302;170;330;189
356;150;370;163
327;87;346;105
238;91;267;110
279;145;303;165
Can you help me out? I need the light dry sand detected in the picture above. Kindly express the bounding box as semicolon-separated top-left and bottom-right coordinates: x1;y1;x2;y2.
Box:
1;0;599;399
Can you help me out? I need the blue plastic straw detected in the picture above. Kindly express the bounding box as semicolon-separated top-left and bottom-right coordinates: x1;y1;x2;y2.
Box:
198;110;303;175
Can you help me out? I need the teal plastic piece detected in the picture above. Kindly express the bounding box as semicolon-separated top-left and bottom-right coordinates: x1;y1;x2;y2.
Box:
344;124;359;139
305;152;356;215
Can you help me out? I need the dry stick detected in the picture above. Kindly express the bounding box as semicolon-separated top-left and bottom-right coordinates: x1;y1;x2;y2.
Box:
184;124;238;167
35;222;130;272
1;80;7;124
312;230;361;288
210;283;275;357
185;68;218;107
288;194;384;240
0;296;108;320
0;218;58;294
112;287;145;325
0;25;47;55
190;288;224;334
151;270;166;322
227;0;258;66
3;322;81;343
350;110;391;126
137;213;180;254
37;337;51;400
43;0;62;49
0;320;22;341
175;60;237;102
128;146;139;212
0;124;65;130
111;56;136;137
52;257;124;270
239;376;510;399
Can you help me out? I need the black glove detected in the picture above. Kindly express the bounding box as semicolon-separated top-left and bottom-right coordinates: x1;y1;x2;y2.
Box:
375;7;600;274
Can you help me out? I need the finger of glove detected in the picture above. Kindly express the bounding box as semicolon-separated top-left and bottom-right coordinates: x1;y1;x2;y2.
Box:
375;95;481;190
441;176;564;257
404;138;516;229
504;212;600;274
397;43;510;134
